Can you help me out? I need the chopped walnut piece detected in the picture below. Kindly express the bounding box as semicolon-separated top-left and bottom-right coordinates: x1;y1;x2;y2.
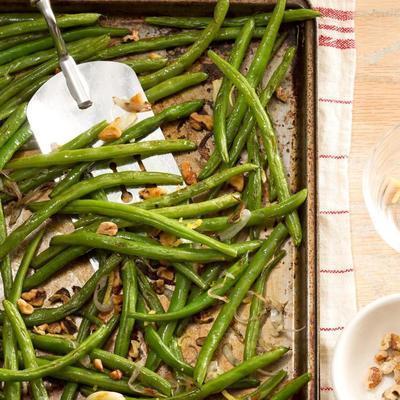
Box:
157;267;174;281
381;359;397;375
152;279;164;294
109;369;123;380
112;294;123;306
181;161;197;185
375;350;389;364
394;365;400;384
139;187;166;200
381;333;393;350
228;174;245;192
21;288;46;307
33;324;48;335
366;366;383;389
383;385;400;399
159;232;181;248
97;221;118;236
149;52;162;60
275;86;289;102
47;322;62;334
48;287;70;305
113;93;151;113
98;120;123;142
123;29;140;42
129;340;140;359
189;112;213;131
17;298;34;315
391;334;400;351
93;358;104;372
61;317;77;334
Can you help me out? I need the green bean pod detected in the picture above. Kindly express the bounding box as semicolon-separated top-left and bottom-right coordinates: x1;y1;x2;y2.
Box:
169;347;289;400
51;232;262;263
145;9;320;29
23;246;91;290
6;139;196;169
0;32;47;51
0;74;12;89
241;370;288;400
10;231;44;302
0;317;117;381
270;373;311;400
0;13;101;39
145;71;208;103
90;349;172;396
171;263;206;289
0;203;20;399
0;171;181;260
243;250;286;360
130;256;248;322
175;264;221;335
146;272;191;370
139;0;229;89
123;56;168;73
0;13;40;26
52;199;237;256
194;223;289;384
224;46;295;172
213;19;254;162
0;122;32;170
0;102;27;148
136;163;257;209
199;0;286;181
208;49;303;245
0;26;129;66
3;301;48;400
114;259;138;357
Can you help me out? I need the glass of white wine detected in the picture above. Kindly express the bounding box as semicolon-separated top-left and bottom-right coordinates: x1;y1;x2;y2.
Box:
363;124;400;252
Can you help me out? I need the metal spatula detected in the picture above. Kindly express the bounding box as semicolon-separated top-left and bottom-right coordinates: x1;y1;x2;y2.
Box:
27;0;182;203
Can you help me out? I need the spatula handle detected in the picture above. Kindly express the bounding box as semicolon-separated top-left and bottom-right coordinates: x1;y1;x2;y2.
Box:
31;0;92;109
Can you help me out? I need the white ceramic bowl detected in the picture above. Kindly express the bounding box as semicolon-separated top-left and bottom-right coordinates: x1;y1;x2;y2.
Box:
333;294;400;399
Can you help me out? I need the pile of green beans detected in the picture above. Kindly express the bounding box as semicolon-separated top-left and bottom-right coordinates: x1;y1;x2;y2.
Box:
0;2;317;398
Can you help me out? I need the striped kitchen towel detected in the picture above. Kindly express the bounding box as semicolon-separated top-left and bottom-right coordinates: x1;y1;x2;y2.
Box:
310;1;357;398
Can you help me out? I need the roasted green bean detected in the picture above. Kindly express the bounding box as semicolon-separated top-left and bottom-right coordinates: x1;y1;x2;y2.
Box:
0;102;26;148
194;223;288;384
139;0;229;89
213;19;254;162
208;49;303;245
270;373;311;400
0;317;117;381
6;139;196;169
145;72;208;103
130;256;248;322
0;13;101;39
3;300;48;400
123;56;168;73
0;26;128;66
145;9;320;29
0;171;182;259
241;370;288;400
114;259;138;357
243;250;286;360
51;231;262;263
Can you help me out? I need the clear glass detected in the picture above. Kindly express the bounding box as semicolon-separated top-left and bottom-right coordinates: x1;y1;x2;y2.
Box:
363;124;400;252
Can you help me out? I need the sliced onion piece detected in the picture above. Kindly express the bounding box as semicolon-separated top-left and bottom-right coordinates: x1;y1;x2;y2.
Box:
128;358;145;389
219;209;251;241
93;275;114;312
222;343;240;366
